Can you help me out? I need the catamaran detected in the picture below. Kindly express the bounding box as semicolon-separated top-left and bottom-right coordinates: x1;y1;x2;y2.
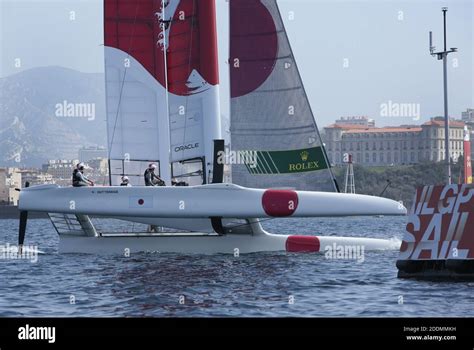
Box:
17;0;406;254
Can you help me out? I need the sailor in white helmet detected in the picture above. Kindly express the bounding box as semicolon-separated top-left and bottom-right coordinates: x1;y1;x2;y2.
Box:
144;163;165;186
120;176;131;187
72;163;94;187
144;164;165;233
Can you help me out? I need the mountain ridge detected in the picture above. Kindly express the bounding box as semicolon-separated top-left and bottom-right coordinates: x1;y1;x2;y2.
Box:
0;66;107;167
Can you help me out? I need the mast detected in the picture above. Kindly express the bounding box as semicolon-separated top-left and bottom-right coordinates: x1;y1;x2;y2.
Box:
159;0;172;184
198;0;222;183
429;7;458;185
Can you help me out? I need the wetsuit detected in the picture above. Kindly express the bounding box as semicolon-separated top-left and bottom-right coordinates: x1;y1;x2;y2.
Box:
144;169;165;186
72;169;91;187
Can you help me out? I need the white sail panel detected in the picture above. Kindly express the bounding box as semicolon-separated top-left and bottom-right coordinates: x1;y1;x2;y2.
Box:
168;83;221;164
160;0;222;166
104;0;221;185
106;47;167;164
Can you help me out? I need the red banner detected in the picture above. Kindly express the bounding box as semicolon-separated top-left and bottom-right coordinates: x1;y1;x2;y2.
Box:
399;185;474;261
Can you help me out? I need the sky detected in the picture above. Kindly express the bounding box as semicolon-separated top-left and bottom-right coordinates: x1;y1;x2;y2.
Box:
0;0;472;128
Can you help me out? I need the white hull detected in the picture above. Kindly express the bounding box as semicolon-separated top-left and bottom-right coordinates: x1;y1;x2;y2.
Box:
58;231;400;255
18;183;405;255
19;183;407;218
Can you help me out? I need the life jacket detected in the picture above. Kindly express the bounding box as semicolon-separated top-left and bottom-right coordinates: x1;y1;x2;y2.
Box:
144;169;153;186
144;169;165;186
72;169;82;186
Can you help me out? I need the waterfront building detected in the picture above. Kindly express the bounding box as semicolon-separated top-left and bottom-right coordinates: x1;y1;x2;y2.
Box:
323;117;466;166
0;168;22;205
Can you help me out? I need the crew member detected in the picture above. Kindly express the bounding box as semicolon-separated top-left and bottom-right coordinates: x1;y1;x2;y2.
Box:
144;163;165;186
144;164;165;233
72;163;94;187
120;176;131;187
172;178;188;186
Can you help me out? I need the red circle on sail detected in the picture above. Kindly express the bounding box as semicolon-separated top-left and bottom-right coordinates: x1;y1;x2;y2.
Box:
230;0;278;98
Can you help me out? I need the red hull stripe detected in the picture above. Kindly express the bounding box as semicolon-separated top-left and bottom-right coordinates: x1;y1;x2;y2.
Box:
262;189;298;217
286;236;320;253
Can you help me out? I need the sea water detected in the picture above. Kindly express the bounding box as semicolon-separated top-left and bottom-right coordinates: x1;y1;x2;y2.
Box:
0;217;472;317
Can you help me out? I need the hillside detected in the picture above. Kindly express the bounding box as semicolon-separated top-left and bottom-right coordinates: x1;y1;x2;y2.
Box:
333;160;466;208
0;67;107;167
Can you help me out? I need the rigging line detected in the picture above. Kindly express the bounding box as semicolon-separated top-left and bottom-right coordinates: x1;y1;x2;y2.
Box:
180;0;197;162
107;0;142;162
162;0;172;183
175;170;203;177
